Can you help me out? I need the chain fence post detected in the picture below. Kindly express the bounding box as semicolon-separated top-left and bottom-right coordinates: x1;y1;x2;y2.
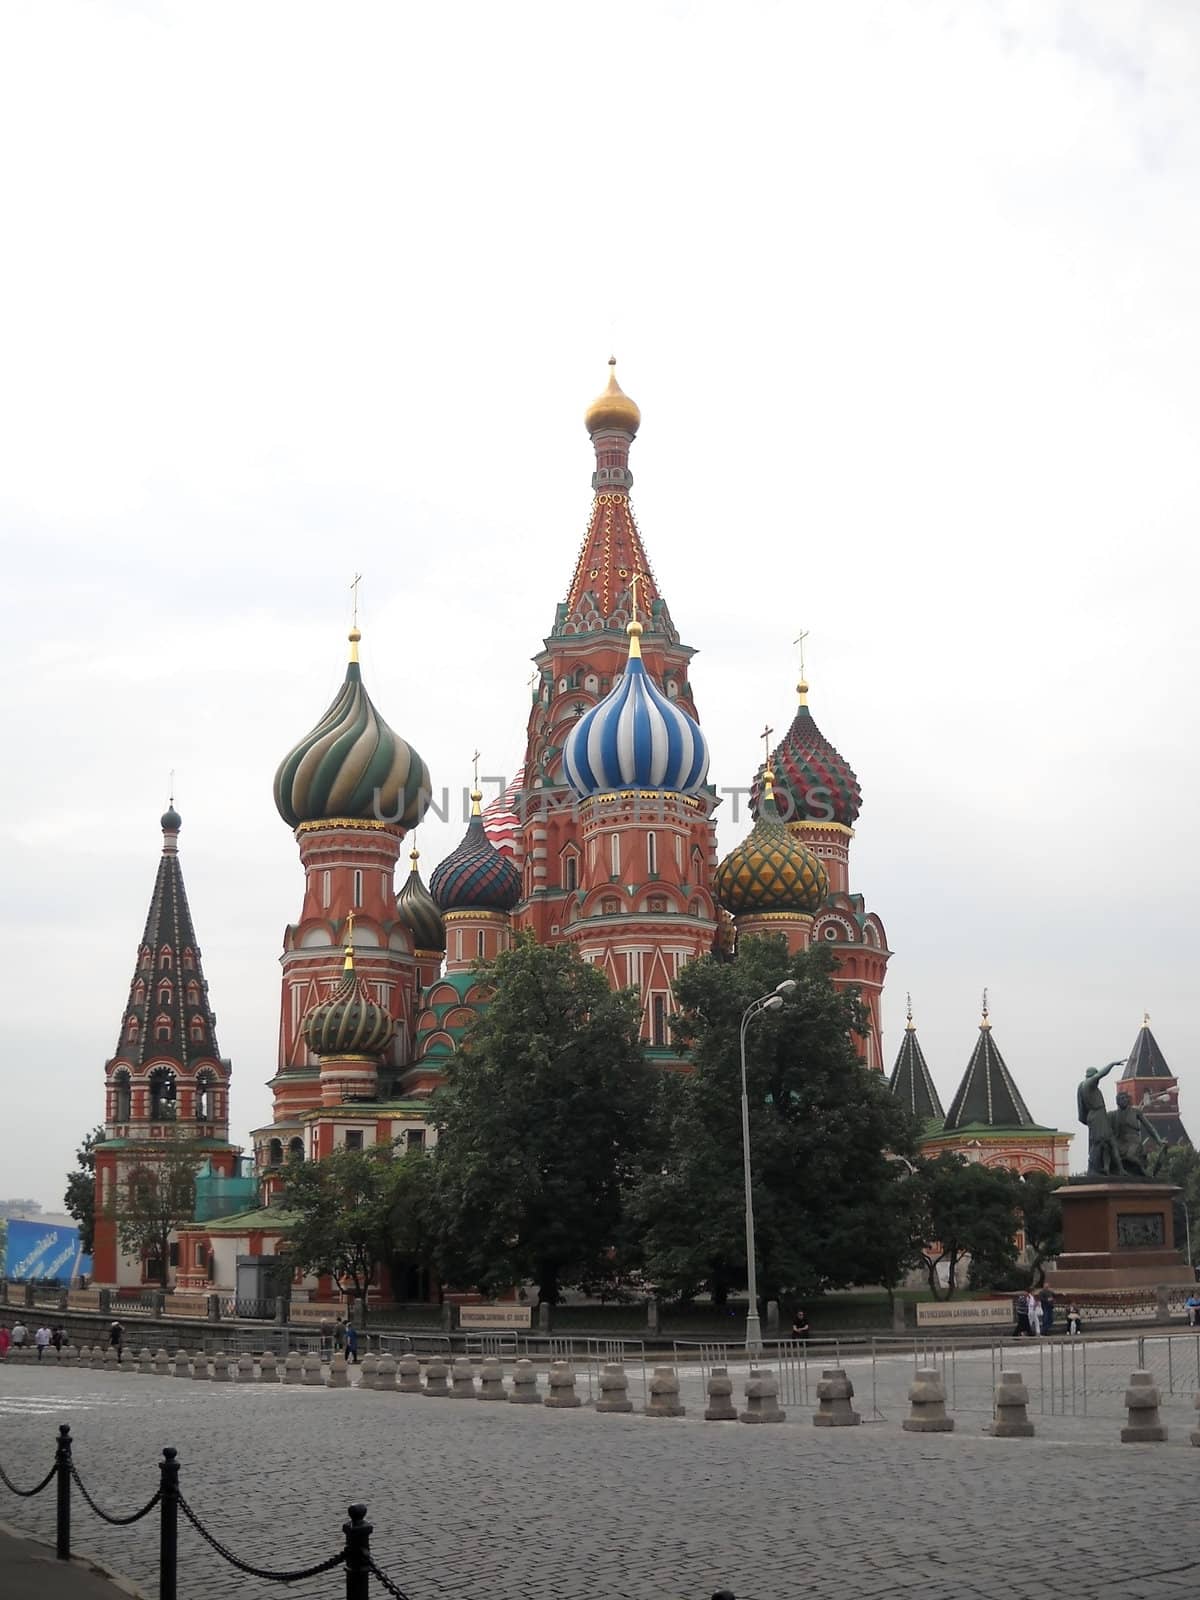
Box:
343;1503;372;1600
158;1447;180;1600
55;1424;72;1561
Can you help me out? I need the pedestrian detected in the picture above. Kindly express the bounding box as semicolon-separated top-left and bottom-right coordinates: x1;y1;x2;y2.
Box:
51;1326;63;1351
320;1317;335;1362
1066;1303;1083;1336
109;1320;124;1361
1039;1287;1056;1336
1186;1291;1200;1328
35;1325;50;1360
1012;1290;1030;1338
11;1319;28;1350
0;1325;10;1360
790;1308;810;1340
345;1322;358;1364
1026;1290;1043;1337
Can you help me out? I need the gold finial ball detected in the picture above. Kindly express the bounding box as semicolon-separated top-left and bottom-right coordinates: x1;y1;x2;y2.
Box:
410;847;420;865
626;618;644;638
585;357;641;437
349;626;362;643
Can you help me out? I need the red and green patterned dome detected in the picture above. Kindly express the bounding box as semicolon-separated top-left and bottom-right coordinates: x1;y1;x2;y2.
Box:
753;681;862;828
717;770;828;916
430;795;521;915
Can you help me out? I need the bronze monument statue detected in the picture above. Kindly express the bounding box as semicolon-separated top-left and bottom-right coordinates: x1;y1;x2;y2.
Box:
1077;1061;1125;1176
1110;1091;1166;1179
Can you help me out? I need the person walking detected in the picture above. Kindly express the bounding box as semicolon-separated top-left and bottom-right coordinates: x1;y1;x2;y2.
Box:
1012;1290;1030;1337
34;1325;50;1360
0;1325;10;1360
1039;1288;1056;1336
10;1319;28;1351
51;1325;64;1351
109;1320;124;1361
345;1322;359;1364
1026;1290;1043;1337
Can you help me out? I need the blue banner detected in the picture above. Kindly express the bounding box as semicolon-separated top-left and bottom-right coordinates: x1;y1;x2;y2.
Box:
2;1219;84;1282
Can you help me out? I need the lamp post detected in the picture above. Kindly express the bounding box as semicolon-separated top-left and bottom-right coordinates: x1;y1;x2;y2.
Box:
740;978;797;1355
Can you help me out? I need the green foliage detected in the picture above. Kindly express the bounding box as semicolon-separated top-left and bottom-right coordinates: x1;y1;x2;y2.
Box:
1157;1144;1200;1262
111;1139;206;1287
1018;1171;1064;1285
282;1146;433;1325
429;934;657;1304
628;938;924;1306
64;1126;105;1255
912;1152;1023;1299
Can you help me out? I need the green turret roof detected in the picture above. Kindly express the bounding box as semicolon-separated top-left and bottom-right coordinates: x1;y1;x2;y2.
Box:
888;1005;945;1126
943;1005;1035;1131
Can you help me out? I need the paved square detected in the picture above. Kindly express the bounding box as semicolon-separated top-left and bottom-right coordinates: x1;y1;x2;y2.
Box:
1;1361;1198;1600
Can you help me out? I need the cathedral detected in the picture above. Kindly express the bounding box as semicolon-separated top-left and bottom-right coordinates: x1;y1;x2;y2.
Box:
91;363;1175;1292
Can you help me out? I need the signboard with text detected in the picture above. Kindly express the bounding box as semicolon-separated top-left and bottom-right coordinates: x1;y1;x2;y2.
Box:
915;1300;1013;1328
3;1220;84;1283
459;1304;532;1330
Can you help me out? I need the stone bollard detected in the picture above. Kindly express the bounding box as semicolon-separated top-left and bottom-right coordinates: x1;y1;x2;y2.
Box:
992;1370;1034;1438
596;1363;633;1414
62;1345;77;1368
103;1346;119;1372
646;1367;685;1418
94;1346;109;1371
704;1367;737;1422
211;1351;232;1382
1121;1371;1167;1443
396;1355;422;1394
544;1361;582;1409
301;1353;323;1387
259;1352;279;1384
359;1353;378;1391
903;1367;954;1433
451;1357;478;1399
813;1368;860;1428
509;1359;540;1404
153;1349;170;1377
1190;1392;1200;1447
739;1367;785;1424
137;1348;154;1375
236;1354;256;1384
478;1359;506;1401
45;1345;61;1367
424;1357;451;1397
170;1350;190;1378
328;1352;350;1389
283;1352;303;1386
376;1354;397;1392
76;1345;90;1367
192;1350;210;1380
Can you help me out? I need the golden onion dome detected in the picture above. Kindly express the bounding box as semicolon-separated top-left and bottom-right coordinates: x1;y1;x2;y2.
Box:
585;358;641;437
716;768;829;918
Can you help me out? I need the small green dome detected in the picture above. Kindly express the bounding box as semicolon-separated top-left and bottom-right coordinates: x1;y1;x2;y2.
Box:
302;946;395;1058
397;847;445;954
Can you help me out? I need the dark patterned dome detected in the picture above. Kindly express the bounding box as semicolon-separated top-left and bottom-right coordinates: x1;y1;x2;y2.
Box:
430;797;521;914
717;769;829;916
302;943;395;1058
274;630;431;830
753;681;861;828
397;846;446;954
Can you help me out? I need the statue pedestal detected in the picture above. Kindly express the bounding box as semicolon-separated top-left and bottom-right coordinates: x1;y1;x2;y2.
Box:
1046;1180;1193;1291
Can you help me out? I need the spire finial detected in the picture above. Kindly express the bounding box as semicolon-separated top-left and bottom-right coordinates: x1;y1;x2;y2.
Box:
759;722;774;768
344;909;356;972
794;629;810;706
980;987;991;1030
410;845;420;867
348;573;363;662
1143;1010;1151;1028
470;753;483;815
761;761;776;803
168;769;175;807
906;993;915;1031
625;577;645;658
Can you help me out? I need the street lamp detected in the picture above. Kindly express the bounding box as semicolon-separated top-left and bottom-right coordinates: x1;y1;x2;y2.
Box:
740;978;797;1354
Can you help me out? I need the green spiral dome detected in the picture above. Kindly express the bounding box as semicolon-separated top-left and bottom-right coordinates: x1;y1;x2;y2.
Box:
302;950;396;1058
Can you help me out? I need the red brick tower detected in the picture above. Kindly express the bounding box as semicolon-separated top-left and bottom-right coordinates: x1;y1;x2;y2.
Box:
93;806;240;1288
1120;1015;1190;1145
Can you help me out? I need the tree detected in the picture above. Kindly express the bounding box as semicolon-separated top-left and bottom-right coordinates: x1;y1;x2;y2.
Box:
282;1147;432;1324
111;1141;206;1288
1019;1171;1064;1286
629;938;924;1308
430;934;657;1305
1156;1144;1200;1264
912;1152;1023;1299
64;1127;105;1254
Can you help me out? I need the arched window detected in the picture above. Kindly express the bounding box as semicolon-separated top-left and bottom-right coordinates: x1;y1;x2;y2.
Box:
189;1015;205;1043
133;979;146;1005
353;870;363;908
154;1012;172;1041
182;949;195;971
195;1073;215;1119
562;854;578;892
149;1067;177;1119
646;832;657;876
112;1071;131;1121
158;981;173;1007
268;1138;284;1166
476;929;486;959
126;1016;140;1043
322;870;331;908
159;947;173;971
186;981;201;1007
610;834;620;878
139;947;151;971
288;1137;305;1162
651;995;667;1047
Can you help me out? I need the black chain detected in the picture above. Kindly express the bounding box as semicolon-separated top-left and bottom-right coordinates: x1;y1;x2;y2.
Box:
70;1465;162;1526
0;1458;56;1498
177;1493;347;1583
367;1556;414;1600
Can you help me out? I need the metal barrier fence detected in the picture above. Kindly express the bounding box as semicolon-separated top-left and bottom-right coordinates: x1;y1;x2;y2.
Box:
518;1335;650;1405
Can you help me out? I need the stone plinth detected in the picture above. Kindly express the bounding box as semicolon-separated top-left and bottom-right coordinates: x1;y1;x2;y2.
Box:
1046;1180;1193;1290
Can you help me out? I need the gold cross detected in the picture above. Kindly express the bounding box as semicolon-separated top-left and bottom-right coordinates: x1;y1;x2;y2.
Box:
981;987;989;1019
350;573;363;629
168;769;175;805
345;909;355;943
759;723;774;766
629;570;645;623
793;629;809;678
472;749;481;790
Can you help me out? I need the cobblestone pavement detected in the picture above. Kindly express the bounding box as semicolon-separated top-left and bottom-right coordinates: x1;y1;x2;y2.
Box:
1;1362;1199;1600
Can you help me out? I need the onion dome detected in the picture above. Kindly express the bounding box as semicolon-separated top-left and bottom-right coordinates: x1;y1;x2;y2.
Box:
397;846;446;954
161;803;182;833
585;357;641;436
716;766;829;916
755;680;862;828
273;629;432;830
302;935;395;1058
563;618;709;797
430;792;522;913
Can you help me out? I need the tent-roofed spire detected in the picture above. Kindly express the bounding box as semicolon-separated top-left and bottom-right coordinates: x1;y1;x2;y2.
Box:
1122;1014;1174;1081
888;996;945;1126
942;998;1035;1130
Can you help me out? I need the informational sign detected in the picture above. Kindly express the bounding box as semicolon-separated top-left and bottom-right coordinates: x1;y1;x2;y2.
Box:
915;1300;1013;1328
3;1220;84;1283
459;1304;532;1330
288;1302;343;1324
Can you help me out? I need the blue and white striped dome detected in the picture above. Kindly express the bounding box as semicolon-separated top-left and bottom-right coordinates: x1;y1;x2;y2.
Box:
563;624;710;797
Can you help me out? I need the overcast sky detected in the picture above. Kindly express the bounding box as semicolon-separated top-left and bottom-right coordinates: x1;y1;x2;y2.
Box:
2;1;1197;1209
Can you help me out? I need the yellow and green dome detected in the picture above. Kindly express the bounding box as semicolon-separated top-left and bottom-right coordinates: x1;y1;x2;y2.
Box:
717;769;829;916
302;940;395;1058
274;630;431;831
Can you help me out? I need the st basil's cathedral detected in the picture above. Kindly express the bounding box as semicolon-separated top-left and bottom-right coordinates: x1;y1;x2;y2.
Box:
91;364;1178;1291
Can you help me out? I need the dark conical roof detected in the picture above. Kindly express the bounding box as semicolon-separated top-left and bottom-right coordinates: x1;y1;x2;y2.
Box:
397;847;446;954
943;1007;1035;1130
1122;1019;1174;1081
888;1008;945;1126
113;810;221;1067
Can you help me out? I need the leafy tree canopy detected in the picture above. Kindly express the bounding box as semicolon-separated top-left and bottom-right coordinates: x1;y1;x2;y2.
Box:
1018;1170;1064;1286
110;1139;206;1288
911;1151;1023;1299
64;1126;105;1255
